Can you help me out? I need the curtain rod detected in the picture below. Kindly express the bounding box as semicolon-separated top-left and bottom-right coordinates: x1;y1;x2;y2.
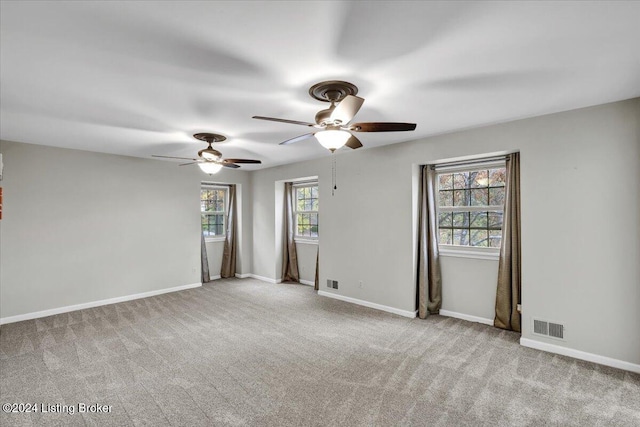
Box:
202;182;232;187
431;155;509;170
291;180;318;186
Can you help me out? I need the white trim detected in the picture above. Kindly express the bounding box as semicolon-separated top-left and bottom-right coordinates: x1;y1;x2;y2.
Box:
249;274;282;284
520;338;640;374
294;239;318;245
0;282;202;325
439;247;500;261
204;237;226;243
317;291;417;318
208;275;222;281
235;273;251;279
299;279;314;286
439;309;494;325
434;159;506;173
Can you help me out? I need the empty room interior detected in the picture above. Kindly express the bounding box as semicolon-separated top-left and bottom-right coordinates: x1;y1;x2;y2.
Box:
1;1;639;426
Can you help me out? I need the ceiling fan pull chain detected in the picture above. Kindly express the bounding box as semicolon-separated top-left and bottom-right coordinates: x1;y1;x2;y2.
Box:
332;154;337;196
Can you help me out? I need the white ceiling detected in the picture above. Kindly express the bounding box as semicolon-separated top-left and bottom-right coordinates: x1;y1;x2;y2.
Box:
2;1;639;170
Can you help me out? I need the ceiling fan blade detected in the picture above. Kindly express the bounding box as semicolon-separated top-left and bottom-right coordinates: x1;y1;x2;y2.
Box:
252;116;316;127
152;155;199;161
279;133;316;145
178;161;200;166
345;134;363;150
350;122;417;132
222;163;241;169
223;158;262;164
330;95;364;125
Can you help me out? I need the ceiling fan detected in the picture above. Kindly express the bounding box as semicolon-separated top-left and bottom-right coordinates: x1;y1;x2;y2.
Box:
152;133;261;174
253;80;416;152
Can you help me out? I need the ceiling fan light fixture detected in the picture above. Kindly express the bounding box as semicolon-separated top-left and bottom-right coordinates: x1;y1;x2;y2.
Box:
200;151;220;161
315;129;350;152
198;161;223;175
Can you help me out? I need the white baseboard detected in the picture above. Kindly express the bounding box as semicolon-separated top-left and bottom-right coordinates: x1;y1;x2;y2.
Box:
299;279;314;287
439;309;494;326
235;273;251;279
208;275;222;281
520;337;640;374
247;274;281;284
0;282;202;325
317;291;416;318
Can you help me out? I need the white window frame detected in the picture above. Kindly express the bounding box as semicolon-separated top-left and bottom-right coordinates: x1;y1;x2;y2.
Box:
293;182;318;244
435;160;506;260
201;184;228;243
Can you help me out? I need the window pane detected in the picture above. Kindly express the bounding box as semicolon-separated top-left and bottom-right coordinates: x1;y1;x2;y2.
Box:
489;168;506;186
215;225;223;236
296;199;305;211
297;225;304;236
439;190;453;207
453;172;468;189
311;186;318;198
471;170;489;187
311;199;319;211
310;214;318;225
311;226;318;237
453;212;469;227
470;188;488;206
470;211;488;228
453;229;469;246
438;212;452;227
488;212;503;229
489;187;505;206
305;199;313;211
297;188;304;200
470;230;489;247
489;230;502;247
300;224;310;236
439;229;452;245
454;189;469;206
439;174;453;190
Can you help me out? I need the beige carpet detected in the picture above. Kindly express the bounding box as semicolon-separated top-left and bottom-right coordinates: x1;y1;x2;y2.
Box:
1;278;639;426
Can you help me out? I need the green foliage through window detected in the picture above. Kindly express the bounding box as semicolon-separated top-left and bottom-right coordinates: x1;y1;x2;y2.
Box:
201;187;226;237
294;185;318;238
437;167;505;248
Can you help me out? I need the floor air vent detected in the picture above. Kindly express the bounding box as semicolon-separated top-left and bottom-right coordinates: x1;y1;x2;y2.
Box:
533;318;564;340
533;319;548;335
548;322;564;339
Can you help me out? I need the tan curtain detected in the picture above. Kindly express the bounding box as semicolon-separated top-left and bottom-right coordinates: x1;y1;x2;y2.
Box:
417;165;442;318
314;250;319;291
281;182;300;282
201;233;210;283
494;153;522;332
220;184;237;278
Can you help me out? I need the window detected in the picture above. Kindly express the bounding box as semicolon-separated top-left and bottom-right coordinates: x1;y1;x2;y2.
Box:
201;185;227;239
437;164;506;249
294;184;318;240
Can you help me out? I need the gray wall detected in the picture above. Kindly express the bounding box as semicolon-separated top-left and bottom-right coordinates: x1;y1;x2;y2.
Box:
1;98;638;367
0;140;251;318
296;242;318;284
251;98;640;365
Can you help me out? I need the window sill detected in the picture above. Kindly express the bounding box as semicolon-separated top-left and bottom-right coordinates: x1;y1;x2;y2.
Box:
294;239;318;245
205;237;226;243
439;246;500;261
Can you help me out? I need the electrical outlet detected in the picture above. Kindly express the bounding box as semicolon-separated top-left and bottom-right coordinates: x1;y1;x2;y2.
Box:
326;279;338;289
